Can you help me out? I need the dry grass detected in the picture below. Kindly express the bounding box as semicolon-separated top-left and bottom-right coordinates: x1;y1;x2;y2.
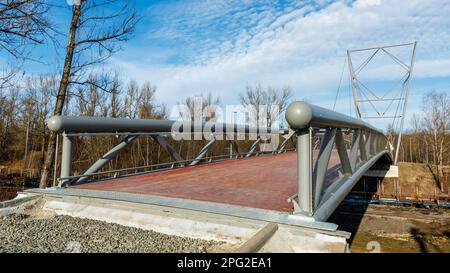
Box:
398;162;449;195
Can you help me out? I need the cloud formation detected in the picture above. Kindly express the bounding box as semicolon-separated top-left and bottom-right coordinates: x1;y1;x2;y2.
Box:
111;0;450;128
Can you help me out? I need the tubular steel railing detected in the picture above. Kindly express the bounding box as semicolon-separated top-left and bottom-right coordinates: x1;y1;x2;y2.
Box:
285;101;393;221
47;115;291;187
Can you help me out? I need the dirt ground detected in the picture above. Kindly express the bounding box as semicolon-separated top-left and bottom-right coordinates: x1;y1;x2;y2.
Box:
0;186;22;202
330;203;450;253
397;162;449;196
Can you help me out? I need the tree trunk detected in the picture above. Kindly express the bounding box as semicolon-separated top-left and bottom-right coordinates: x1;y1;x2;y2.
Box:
39;4;82;188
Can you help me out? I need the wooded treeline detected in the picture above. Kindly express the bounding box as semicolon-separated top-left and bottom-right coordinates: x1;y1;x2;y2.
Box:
0;73;168;168
0;73;294;186
392;91;449;192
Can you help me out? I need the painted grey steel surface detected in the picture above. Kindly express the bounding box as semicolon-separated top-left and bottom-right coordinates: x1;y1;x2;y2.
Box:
48;115;287;134
285;101;383;134
48;116;176;133
394;42;417;165
296;128;313;215
313;151;387;221
277;130;295;153
60;134;73;186
151;135;184;162
286;101;391;221
48;100;392;224
50;114;290;186
335;130;352;175
190;136;217;166
75;135;137;185
246;137;261;157
313;128;337;209
346;42;417;165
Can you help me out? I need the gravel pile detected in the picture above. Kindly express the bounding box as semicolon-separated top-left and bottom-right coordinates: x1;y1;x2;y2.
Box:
0;214;222;253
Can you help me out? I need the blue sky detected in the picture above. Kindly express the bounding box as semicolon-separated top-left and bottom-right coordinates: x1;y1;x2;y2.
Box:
3;0;450;130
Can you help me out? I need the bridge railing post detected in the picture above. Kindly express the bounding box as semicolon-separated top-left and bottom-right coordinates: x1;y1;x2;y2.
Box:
296;128;313;215
59;133;73;187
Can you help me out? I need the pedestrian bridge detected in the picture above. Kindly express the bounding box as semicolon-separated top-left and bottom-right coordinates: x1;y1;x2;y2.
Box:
29;101;392;231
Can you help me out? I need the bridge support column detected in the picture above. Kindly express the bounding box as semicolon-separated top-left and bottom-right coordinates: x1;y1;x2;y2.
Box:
60;133;73;187
296;128;313;215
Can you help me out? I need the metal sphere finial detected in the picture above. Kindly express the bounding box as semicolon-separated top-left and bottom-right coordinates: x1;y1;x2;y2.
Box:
285;101;313;130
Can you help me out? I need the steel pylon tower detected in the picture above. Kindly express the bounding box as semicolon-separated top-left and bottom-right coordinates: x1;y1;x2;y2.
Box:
347;42;417;165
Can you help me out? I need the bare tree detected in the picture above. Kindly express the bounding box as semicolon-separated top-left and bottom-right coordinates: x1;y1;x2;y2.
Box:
263;86;292;127
109;73;121;118
76;74;109;117
0;0;50;58
240;84;264;125
421;91;449;192
123;80;140;119
240;84;292;127
0;86;20;160
0;0;51;88
138;82;157;119
23;74;57;168
182;92;220;122
177;92;221;159
39;0;138;188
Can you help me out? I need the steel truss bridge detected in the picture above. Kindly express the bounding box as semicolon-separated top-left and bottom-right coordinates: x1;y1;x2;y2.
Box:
30;100;393;231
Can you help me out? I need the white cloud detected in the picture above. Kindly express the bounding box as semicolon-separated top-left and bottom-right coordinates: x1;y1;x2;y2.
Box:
111;0;450;129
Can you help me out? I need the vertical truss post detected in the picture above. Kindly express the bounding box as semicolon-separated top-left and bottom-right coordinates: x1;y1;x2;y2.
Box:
335;129;352;175
52;133;59;187
370;133;377;155
313;128;336;209
374;135;378;152
349;129;361;172
59;133;73;187
347;49;362;118
359;130;368;161
394;41;417;165
364;131;372;159
296;128;313;215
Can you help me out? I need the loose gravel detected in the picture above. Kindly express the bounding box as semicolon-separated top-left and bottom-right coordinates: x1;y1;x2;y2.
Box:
0;214;223;253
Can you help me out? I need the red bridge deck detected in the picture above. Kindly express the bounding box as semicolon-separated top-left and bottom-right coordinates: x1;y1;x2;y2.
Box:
73;152;340;212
